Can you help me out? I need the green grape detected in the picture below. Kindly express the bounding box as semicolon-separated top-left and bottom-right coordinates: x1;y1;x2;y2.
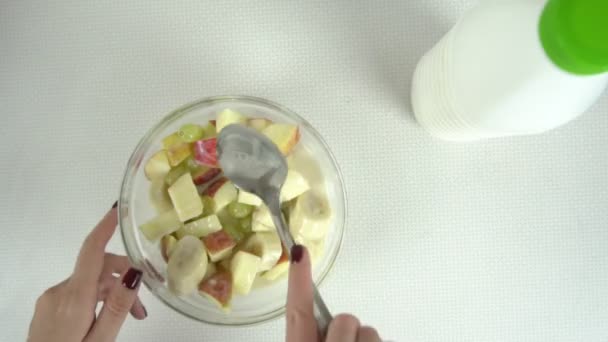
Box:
239;216;252;233
228;202;253;218
164;162;188;186
217;209;245;241
177;123;203;143
201;122;217;139
200;195;215;216
223;224;244;242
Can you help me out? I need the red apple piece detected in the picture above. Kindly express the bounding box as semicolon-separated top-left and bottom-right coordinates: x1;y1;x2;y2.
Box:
199;271;232;310
193;138;218;167
191;166;222;186
262;123;300;155
202;230;236;262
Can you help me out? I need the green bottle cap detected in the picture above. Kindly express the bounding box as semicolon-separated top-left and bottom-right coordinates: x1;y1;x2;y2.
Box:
539;0;608;75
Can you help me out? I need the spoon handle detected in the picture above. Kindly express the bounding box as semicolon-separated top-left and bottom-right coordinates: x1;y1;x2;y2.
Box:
267;197;333;336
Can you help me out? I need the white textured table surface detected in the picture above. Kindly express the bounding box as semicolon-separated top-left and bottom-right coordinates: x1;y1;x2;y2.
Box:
2;1;608;341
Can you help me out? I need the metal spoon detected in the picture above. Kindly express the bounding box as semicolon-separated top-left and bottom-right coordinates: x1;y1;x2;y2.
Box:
217;124;333;334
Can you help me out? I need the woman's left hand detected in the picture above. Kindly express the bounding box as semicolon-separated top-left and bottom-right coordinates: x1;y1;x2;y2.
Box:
28;205;147;342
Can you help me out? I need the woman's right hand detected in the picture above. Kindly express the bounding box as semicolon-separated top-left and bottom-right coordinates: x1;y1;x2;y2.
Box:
285;245;382;342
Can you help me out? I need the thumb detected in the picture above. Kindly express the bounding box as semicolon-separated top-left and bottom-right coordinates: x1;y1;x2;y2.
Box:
286;245;318;342
85;268;143;342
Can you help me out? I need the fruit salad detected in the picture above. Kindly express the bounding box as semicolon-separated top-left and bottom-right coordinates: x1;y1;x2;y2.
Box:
139;109;332;311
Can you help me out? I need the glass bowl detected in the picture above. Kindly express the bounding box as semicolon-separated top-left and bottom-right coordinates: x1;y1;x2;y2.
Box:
119;96;346;325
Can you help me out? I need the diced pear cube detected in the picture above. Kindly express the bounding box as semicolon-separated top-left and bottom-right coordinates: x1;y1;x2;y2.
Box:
139;209;182;241
216;108;247;133
230;251;262;295
168;173;203;221
180;214;222;238
238;190;263;206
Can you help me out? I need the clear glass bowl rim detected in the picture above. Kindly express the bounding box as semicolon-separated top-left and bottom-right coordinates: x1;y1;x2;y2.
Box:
119;95;347;326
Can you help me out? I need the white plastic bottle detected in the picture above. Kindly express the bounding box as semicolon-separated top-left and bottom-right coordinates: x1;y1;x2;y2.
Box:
411;0;608;141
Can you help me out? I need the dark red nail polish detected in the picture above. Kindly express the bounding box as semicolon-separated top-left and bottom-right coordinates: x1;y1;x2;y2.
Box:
112;201;118;209
122;268;143;290
291;245;304;263
142;306;148;318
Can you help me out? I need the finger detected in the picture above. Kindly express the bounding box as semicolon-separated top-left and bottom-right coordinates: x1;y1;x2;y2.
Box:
326;314;360;342
73;207;119;286
97;276;147;320
357;326;381;342
286;245;318;342
102;253;131;277
85;268;143;342
129;296;147;320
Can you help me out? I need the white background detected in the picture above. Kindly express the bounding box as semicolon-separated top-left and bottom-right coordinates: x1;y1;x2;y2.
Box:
2;0;608;341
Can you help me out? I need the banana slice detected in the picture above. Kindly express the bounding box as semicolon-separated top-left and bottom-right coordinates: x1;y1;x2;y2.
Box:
251;205;275;232
243;232;283;271
167;236;209;295
289;190;332;241
280;169;310;202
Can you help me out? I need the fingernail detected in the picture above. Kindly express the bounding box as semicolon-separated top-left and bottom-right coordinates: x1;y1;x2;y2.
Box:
112;201;118;209
290;245;304;264
122;268;143;290
143;305;148;318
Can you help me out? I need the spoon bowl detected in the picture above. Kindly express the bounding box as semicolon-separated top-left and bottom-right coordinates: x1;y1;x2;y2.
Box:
218;123;334;335
217;125;287;199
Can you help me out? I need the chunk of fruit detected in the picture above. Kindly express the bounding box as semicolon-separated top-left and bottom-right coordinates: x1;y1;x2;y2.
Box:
203;261;217;281
289;190;332;241
261;247;289;281
144;150;171;180
149;178;173;213
191;166;221;186
237;190;263;206
161;235;178;261
230;251;262;295
164;161;188;186
216;108;247;132
168;173;203;222
201;122;217;138
262;123;300;155
243;232;282;271
251;205;275;232
179;214;222;238
139;209;182;241
218;257;231;271
203;178;237;213
217;209;245;242
200;195;216;216
166;142;192;167
177;123;203;143
167;236;208;295
227;201;253;219
248;118;272;132
162;132;183;149
193;138;218;167
202;230;237;262
199;271;232;310
280;169;310;202
239;216;252;233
